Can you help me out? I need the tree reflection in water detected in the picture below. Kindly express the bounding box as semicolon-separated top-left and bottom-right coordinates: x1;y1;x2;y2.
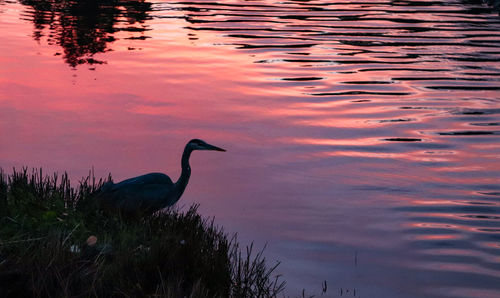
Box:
19;0;152;67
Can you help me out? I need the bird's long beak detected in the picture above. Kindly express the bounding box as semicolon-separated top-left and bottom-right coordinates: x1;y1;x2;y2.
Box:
204;143;226;152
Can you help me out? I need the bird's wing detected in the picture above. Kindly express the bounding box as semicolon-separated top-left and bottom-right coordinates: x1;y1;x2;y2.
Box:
113;173;174;188
111;183;175;214
97;175;176;216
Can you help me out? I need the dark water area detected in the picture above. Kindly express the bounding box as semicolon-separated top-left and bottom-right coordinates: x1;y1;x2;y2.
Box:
1;0;499;297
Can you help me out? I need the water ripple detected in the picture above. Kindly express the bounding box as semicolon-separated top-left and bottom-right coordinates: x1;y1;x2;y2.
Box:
5;0;500;296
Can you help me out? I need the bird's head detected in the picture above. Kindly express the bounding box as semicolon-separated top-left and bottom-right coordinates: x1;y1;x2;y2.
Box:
187;139;226;152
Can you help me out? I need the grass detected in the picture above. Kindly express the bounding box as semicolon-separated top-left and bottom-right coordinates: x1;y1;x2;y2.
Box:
0;168;285;297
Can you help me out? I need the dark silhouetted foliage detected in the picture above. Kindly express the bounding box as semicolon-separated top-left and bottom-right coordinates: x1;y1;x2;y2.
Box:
0;168;285;297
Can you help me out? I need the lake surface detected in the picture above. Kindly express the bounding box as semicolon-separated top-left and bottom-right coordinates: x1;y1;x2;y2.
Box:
1;0;499;296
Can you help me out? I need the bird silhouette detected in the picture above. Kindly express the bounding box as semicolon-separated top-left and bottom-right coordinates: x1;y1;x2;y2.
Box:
96;139;225;217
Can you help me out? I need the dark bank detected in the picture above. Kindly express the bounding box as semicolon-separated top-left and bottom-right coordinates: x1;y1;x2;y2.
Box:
0;168;284;297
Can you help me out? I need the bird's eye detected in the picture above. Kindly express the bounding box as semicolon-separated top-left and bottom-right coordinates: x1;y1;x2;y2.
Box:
189;140;201;147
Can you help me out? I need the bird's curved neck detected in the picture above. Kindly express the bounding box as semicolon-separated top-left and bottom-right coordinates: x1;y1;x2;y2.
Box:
174;146;192;201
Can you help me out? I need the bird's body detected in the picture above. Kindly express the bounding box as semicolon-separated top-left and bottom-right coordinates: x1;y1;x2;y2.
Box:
98;173;176;216
95;139;225;217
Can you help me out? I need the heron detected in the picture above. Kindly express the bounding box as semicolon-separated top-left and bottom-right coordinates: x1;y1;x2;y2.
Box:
96;139;225;217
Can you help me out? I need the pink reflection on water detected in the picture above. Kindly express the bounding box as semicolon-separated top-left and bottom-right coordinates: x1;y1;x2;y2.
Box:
2;0;500;296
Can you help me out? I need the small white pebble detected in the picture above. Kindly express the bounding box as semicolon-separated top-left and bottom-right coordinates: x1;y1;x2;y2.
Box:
86;235;97;246
180;240;186;245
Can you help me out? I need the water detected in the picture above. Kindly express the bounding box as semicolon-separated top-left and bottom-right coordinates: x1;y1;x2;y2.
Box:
1;0;499;296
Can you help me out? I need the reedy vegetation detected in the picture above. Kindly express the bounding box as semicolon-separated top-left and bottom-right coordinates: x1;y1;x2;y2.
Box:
0;168;285;297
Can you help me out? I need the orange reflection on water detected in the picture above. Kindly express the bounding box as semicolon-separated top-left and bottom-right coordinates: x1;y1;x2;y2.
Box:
408;220;498;235
413;234;463;241
410;200;470;206
409;222;457;229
